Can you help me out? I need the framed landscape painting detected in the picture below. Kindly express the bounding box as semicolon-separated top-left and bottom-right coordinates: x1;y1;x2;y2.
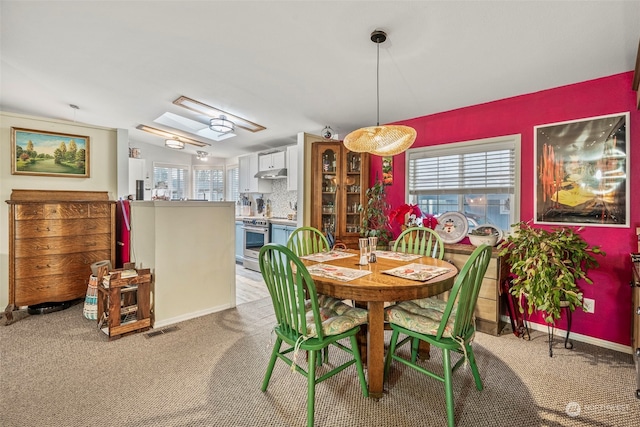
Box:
534;112;628;227
11;128;90;178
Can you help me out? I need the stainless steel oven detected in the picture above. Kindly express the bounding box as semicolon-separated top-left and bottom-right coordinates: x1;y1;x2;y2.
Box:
242;218;270;272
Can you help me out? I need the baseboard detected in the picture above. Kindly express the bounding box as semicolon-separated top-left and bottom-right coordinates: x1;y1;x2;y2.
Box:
153;303;233;329
499;314;632;354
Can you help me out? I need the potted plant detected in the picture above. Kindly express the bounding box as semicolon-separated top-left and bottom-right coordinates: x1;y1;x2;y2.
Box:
498;221;605;324
359;180;393;248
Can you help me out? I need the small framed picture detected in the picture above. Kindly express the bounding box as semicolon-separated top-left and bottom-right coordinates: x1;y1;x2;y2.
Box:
11;128;90;178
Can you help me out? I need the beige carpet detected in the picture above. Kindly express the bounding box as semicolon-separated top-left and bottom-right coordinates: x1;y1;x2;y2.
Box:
1;298;638;427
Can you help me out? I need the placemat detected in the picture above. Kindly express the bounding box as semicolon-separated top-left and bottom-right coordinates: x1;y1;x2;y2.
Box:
373;250;422;261
382;263;453;282
306;263;372;282
300;251;356;262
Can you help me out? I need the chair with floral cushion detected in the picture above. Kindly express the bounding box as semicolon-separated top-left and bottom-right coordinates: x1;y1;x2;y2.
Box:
393;226;445;259
287;226;341;364
390;226;446;360
384;244;492;427
259;243;369;427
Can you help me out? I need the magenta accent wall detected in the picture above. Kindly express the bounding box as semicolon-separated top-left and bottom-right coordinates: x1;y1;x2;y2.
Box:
370;71;639;346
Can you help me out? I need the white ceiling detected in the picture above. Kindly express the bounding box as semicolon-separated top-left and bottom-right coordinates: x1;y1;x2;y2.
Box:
1;1;639;158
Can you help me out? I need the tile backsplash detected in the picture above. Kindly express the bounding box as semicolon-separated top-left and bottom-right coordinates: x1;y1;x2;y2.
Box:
239;179;297;218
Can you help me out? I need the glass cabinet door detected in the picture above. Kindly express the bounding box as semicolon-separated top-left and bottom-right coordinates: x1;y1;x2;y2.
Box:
320;146;338;236
343;150;363;236
312;141;369;248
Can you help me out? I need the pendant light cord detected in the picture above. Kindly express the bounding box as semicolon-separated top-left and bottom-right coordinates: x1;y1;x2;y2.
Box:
376;36;380;127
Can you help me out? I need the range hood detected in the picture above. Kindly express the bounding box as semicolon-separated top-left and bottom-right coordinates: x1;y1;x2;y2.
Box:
254;168;287;179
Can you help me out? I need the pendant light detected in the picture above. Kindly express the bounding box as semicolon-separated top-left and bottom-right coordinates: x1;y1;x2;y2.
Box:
209;115;235;134
343;30;416;156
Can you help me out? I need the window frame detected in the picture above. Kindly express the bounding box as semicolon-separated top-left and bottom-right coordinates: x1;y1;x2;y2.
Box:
152;161;191;201
226;163;239;202
405;134;521;233
192;163;225;201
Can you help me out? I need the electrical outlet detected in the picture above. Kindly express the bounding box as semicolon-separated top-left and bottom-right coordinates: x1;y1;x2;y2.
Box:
583;297;595;313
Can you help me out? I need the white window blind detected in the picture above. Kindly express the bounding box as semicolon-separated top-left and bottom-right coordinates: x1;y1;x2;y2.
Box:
226;165;239;202
153;163;189;200
407;135;520;231
193;165;224;201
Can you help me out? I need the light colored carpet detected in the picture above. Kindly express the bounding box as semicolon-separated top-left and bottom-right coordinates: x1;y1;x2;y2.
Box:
1;298;637;426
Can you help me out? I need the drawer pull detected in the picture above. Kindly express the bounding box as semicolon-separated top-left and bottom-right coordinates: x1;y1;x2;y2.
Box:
85;242;97;247
36;264;51;269
36;227;51;232
36;245;51;250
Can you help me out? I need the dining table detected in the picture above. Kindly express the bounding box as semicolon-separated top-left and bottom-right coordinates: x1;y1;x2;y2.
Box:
299;249;458;398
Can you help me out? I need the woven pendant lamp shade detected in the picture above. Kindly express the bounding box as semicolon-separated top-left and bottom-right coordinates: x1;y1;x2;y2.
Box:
344;124;416;156
343;29;417;157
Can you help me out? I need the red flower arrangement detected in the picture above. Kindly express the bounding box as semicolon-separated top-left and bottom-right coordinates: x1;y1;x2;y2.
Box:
388;204;439;237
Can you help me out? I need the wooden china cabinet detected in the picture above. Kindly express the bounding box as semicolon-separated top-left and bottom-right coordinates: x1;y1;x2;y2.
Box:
311;141;369;248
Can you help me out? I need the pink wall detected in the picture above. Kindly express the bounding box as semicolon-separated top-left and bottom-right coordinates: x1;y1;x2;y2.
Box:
370;72;639;346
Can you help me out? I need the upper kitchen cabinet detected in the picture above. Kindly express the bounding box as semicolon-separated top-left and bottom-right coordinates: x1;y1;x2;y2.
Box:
311;141;369;248
239;153;272;194
287;145;298;191
258;150;286;171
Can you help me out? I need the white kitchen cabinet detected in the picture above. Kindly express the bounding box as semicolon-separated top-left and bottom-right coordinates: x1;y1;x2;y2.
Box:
239;153;272;193
287;145;298;191
258;151;286;171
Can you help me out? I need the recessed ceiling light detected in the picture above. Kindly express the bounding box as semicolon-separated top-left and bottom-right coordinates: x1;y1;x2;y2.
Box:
173;96;266;133
136;124;211;148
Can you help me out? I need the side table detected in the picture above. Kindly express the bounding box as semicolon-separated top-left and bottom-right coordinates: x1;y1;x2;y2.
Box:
96;265;151;340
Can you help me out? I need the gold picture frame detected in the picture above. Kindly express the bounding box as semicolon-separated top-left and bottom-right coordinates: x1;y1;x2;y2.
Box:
11;127;90;178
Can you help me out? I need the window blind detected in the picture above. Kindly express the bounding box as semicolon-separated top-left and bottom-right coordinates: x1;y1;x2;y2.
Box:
153;164;189;200
408;141;516;196
226;166;239;202
193;166;224;201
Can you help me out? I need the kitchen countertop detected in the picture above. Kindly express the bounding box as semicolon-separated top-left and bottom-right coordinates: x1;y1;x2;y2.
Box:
235;216;297;227
268;217;297;226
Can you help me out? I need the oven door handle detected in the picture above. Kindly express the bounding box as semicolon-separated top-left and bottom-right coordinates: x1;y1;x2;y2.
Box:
242;226;269;232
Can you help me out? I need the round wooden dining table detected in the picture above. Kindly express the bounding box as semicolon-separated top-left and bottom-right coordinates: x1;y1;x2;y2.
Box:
300;249;458;398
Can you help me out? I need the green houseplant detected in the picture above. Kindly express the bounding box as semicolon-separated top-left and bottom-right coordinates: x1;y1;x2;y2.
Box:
359;180;393;248
498;221;605;324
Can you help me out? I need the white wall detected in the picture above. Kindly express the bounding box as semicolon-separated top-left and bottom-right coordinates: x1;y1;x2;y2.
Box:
0;111;120;309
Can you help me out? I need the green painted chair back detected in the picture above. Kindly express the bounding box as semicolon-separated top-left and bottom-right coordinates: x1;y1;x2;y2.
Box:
258;243;368;427
384;244;492;427
287;226;331;257
436;244;492;340
393;226;445;259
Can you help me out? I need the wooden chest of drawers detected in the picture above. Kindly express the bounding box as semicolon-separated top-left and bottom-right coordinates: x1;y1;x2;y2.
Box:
442;243;510;336
6;190;115;311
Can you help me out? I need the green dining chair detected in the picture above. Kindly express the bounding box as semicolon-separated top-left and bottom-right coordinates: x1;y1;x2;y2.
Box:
384;244;492;427
287;226;331;257
287;226;336;364
390;226;446;360
259;243;369;427
393;226;445;259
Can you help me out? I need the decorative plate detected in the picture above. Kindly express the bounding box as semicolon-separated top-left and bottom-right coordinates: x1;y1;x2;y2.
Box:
434;211;469;244
473;224;503;242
